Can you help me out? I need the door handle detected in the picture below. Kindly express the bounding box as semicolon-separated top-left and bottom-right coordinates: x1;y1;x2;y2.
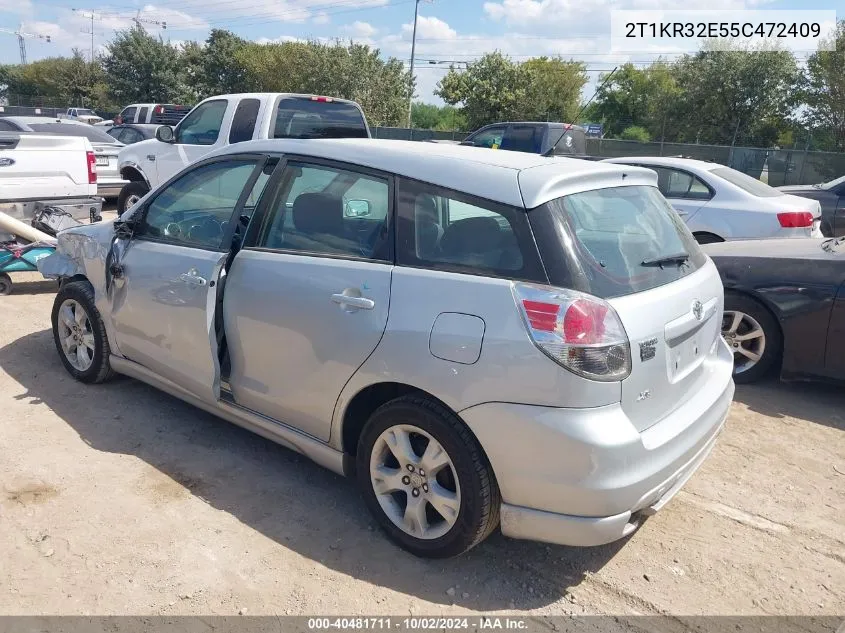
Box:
331;293;374;310
179;271;207;286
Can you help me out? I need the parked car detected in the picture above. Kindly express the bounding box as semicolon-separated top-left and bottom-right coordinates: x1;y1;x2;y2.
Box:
107;123;161;146
114;103;192;126
116;93;371;214
39;139;734;558
459;121;587;157
0;132;101;235
705;237;845;383
0;117;126;199
57;107;104;125
778;175;845;237
603;157;824;244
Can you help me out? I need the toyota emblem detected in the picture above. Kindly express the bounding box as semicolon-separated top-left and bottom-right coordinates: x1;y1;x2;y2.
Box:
692;300;703;321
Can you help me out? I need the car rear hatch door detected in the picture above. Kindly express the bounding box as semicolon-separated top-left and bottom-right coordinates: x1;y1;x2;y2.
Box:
608;261;724;432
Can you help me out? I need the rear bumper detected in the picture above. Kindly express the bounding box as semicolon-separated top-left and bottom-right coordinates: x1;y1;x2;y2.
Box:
97;179;129;198
460;337;735;547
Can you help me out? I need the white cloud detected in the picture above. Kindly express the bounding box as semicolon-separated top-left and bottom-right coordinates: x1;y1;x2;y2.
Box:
312;11;330;25
343;20;377;39
0;0;32;17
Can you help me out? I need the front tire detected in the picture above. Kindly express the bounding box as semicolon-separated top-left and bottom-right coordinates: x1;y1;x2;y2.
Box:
357;396;500;558
117;181;149;214
722;293;782;384
51;280;114;383
0;272;12;295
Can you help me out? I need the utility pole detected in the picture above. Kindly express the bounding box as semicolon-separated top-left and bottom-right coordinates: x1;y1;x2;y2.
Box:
406;0;420;128
73;9;99;62
0;24;52;65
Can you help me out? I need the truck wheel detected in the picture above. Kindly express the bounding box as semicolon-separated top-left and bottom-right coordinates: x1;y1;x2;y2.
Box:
117;181;149;214
0;273;12;295
51;280;114;383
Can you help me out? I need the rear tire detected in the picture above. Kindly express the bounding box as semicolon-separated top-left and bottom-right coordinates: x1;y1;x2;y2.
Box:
357;395;500;558
51;280;114;384
117;181;149;214
0;273;11;295
694;232;724;245
722;293;782;384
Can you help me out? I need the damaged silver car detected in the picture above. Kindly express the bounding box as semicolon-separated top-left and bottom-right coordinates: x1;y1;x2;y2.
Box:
40;138;734;558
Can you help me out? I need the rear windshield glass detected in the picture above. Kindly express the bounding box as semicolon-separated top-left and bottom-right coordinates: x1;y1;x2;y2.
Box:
711;167;782;198
28;123;118;144
273;98;368;139
540;185;707;298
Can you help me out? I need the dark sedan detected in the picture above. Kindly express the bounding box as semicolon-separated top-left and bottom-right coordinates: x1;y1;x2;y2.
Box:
704;238;845;383
779;175;845;237
106;123;161;146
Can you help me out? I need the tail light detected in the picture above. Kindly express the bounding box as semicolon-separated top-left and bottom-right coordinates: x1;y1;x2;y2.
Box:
86;151;97;184
777;211;813;228
514;282;631;381
154;105;163;115
311;96;334;102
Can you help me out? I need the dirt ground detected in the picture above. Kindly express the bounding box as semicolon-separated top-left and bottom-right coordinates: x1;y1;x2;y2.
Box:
0;271;842;618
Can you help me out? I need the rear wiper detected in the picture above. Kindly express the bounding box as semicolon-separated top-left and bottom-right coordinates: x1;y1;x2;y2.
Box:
642;252;689;267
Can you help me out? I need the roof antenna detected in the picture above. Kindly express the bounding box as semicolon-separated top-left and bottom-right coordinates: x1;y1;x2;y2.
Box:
543;65;618;157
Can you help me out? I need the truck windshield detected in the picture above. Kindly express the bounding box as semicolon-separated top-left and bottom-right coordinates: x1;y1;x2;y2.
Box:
273;98;368;139
76;109;96;116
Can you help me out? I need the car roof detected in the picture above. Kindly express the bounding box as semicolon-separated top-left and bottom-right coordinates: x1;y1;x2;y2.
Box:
214;138;657;208
473;121;585;130
2;116;89;126
604;156;721;172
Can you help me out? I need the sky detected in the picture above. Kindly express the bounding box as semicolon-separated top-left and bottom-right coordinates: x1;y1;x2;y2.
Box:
0;0;841;104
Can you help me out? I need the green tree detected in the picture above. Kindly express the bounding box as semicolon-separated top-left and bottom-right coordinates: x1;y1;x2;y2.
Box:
802;20;845;151
673;44;800;146
411;102;466;130
619;125;651;142
102;26;181;104
521;57;586;123
200;29;250;96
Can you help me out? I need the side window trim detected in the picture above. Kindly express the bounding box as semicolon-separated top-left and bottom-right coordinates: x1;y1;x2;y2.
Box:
133;154;269;252
244;154;395;264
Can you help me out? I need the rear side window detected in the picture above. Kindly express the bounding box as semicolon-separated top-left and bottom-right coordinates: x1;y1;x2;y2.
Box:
396;178;545;281
272;98;368;139
711;167;782;198
654;167;712;200
138;106;149;123
229;98;261;144
501;125;541;153
533;185;706;298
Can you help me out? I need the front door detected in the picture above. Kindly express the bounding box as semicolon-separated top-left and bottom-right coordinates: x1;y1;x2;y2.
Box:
153;99;229;189
110;156;268;403
222;158;393;440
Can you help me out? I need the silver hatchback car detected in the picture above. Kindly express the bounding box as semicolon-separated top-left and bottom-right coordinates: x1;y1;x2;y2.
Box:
39;139;735;558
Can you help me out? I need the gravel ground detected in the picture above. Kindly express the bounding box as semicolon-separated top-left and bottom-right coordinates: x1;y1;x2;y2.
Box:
0;271;842;617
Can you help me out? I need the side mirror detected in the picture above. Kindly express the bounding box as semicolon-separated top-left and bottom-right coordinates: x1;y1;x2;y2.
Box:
345;199;371;218
156;125;175;143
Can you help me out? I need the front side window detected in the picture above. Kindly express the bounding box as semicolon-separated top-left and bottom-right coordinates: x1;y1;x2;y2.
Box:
175;99;228;145
257;161;390;260
540;185;706;298
120;106;137;122
468;126;506;149
397;178;544;279
140;159;259;248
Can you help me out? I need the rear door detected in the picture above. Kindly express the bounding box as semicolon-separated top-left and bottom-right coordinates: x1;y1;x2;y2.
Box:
109;155;269;403
222;157;392;440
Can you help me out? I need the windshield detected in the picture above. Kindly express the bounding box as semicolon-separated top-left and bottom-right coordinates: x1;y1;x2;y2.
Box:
537;185;706;298
76;109;97;116
711;167;783;198
28;123;119;144
273;98;368;139
821;174;845;189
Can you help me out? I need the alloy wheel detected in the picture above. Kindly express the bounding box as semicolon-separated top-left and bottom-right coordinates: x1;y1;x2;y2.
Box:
57;299;95;371
722;310;766;374
369;424;461;540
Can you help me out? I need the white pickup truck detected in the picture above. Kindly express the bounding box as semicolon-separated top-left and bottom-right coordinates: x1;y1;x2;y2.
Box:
0;133;103;240
116;92;371;212
58;107;105;125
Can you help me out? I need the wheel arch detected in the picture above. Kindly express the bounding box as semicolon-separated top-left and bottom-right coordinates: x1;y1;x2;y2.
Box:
119;163;150;186
693;230;724;244
338;381;488;475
